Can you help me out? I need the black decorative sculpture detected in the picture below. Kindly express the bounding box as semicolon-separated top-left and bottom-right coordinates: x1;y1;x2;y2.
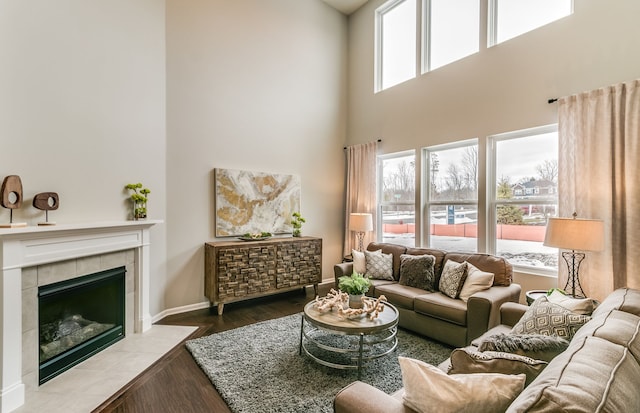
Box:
33;192;60;226
0;175;27;228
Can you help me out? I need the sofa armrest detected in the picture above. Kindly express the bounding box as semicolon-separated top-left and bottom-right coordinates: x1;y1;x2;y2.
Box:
334;262;354;288
467;283;521;344
334;381;411;413
499;301;529;327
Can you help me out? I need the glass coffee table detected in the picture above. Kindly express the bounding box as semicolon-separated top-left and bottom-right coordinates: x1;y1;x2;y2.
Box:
298;299;399;379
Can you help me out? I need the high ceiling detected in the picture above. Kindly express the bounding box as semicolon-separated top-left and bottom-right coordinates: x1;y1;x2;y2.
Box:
322;0;369;15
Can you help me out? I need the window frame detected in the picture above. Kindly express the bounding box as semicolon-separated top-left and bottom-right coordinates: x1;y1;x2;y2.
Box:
378;150;417;246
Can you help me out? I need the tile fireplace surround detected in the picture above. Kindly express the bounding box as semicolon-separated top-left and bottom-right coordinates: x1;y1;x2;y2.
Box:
0;221;164;413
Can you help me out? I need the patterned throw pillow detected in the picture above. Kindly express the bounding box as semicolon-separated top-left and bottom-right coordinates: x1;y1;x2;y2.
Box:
478;333;569;362
511;296;591;340
398;254;436;291
448;348;547;386
438;260;468;299
364;250;394;280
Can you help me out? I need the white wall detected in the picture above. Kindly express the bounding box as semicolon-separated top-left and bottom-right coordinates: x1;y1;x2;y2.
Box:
0;1;167;315
165;0;348;309
347;0;640;298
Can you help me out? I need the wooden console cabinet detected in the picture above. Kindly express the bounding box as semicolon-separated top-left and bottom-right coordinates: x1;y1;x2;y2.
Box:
205;237;322;314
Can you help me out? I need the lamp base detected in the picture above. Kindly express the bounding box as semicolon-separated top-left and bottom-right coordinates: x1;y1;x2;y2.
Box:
356;232;365;252
562;250;586;298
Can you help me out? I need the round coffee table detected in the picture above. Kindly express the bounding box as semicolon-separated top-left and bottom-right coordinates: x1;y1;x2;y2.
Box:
298;299;399;379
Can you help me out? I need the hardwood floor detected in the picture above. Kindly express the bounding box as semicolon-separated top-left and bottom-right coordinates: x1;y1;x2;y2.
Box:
93;284;332;413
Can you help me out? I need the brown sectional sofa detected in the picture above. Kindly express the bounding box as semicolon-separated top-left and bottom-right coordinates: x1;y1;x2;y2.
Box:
334;287;640;412
334;242;521;348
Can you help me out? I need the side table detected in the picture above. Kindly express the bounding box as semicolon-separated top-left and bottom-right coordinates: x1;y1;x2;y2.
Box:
525;290;548;305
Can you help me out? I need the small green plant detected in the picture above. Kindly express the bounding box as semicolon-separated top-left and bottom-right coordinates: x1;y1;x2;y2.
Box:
291;211;306;237
125;183;150;220
338;272;371;296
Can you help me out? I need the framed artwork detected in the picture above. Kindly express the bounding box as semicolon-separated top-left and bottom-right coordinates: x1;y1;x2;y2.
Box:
214;168;300;237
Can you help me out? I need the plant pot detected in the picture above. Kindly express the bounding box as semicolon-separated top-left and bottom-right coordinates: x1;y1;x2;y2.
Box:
348;294;364;309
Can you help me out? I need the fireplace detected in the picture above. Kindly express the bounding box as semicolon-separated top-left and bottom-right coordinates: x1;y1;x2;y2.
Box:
38;266;126;384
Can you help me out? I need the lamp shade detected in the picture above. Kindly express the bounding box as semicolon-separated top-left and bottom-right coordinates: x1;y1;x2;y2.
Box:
349;213;373;232
543;217;604;252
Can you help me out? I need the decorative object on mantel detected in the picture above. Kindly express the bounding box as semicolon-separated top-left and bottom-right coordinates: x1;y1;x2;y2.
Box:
543;212;604;298
291;211;306;237
0;175;27;228
125;183;150;220
33;192;60;226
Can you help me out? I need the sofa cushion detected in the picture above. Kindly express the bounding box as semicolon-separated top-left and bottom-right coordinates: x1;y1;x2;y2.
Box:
367;278;398;296
507;335;640;413
477;333;569;362
546;289;596;315
399;356;525;413
591;287;640;318
459;262;494;302
414;292;468;326
398;254;436;291
365;250;394;280
438;260;468;299
511;296;591;340
405;247;447;281
444;252;512;286
448;347;547;386
374;283;427;311
367;242;407;280
571;309;640;363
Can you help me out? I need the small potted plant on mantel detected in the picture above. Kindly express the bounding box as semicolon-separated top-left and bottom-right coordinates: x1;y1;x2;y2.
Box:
338;272;371;309
125;183;150;220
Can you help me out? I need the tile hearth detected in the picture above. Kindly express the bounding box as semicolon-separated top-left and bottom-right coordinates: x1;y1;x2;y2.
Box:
14;324;196;413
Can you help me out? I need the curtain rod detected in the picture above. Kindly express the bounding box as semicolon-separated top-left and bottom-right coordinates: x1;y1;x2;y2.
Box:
344;139;381;150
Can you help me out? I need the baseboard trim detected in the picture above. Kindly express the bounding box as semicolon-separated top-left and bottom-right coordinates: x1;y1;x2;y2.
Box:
151;301;211;323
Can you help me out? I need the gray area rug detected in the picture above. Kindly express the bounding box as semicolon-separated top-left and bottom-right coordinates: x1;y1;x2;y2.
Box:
186;313;452;413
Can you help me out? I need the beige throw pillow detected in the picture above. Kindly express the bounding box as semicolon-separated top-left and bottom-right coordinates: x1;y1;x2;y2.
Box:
546;290;596;315
511;296;591;340
399;356;526;413
438;260;468;299
351;249;378;274
459;262;494;302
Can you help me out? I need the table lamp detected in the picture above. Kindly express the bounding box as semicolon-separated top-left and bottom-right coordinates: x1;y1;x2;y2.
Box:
350;213;373;252
543;213;604;298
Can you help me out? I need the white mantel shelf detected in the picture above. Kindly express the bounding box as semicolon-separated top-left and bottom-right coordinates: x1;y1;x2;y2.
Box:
0;220;162;413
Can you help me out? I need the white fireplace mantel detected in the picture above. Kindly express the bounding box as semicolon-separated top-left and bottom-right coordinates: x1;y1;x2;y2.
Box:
0;220;161;413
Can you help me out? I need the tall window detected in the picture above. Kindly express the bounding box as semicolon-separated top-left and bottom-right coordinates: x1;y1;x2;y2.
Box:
424;141;478;253
489;0;573;45
424;0;479;71
375;0;417;92
490;126;558;271
379;151;416;247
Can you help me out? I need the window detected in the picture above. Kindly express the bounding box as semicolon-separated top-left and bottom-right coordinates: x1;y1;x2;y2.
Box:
424;0;479;71
489;126;559;271
424;141;478;253
489;0;573;45
379;151;416;247
375;0;417;92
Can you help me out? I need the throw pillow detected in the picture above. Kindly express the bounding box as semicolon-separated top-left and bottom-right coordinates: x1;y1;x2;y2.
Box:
398;254;436;291
546;289;596;315
364;250;394;280
351;249;379;274
438;260;468;299
399;356;526;413
511;296;591;340
448;348;547;386
458;262;494;302
478;333;569;362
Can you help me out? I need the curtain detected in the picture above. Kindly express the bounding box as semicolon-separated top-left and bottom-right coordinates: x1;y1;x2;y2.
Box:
558;79;640;301
344;141;379;256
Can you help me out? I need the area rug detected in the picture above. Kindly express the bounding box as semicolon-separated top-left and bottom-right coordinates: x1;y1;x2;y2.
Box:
186;313;452;413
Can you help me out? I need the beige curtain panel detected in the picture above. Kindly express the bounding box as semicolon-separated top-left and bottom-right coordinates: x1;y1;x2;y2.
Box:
344;141;379;257
558;78;640;300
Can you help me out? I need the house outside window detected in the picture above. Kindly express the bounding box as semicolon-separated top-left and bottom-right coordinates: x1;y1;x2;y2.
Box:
379;151;416;247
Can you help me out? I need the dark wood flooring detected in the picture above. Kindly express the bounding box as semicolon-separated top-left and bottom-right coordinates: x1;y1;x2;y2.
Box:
93;284;332;413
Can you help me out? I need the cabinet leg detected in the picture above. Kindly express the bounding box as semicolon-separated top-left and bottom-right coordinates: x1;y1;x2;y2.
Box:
217;303;224;315
313;284;318;296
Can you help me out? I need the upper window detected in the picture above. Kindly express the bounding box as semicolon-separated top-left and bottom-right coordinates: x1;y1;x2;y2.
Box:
424;141;478;253
489;126;559;271
424;0;479;71
489;0;573;45
375;0;417;92
379;151;416;247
